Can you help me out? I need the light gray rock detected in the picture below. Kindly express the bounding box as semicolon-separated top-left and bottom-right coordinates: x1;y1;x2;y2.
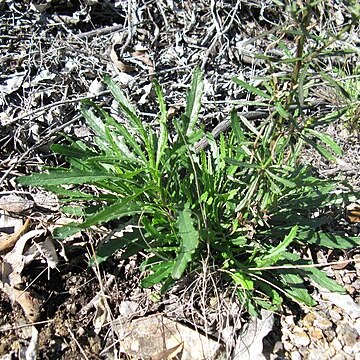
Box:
232;309;274;360
290;330;310;347
290;351;301;360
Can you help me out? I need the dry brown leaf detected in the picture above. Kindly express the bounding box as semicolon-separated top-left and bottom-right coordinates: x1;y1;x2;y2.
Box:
152;342;184;360
3;285;42;323
110;46;136;73
0;218;31;255
0;225;49;323
346;203;360;223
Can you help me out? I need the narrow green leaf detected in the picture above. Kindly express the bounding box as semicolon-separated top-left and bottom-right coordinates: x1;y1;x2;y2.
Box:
90;227;146;266
266;169;296;188
239;114;261;136
263;226;297;260
282;253;345;293
172;203;199;280
230;271;254;290
230;108;245;143
304;128;342;156
301;135;337;161
232;77;271;99
184;66;204;135
103;75;149;144
279;272;316;306
17;170;121;186
274;102;290;118
51;144;98;159
320;70;351;100
224;158;261;168
153;80;168;168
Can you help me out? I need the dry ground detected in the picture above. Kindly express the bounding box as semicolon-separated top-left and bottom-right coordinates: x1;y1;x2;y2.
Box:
1;1;360;359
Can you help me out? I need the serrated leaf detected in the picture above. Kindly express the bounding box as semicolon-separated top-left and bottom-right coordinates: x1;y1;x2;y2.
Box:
263;226;297;260
51;144;98;159
103;75;149;144
172;203;199;280
142;261;174;288
17;170;122;186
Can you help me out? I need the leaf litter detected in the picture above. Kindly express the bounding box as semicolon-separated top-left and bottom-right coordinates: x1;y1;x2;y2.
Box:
0;0;359;359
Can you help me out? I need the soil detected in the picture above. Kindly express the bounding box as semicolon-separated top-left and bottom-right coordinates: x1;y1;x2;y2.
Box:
0;1;359;359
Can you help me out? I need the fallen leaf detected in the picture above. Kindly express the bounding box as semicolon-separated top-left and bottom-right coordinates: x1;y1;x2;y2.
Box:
346;203;360;223
110;45;136;73
152;342;184;360
0;194;34;213
0;218;31;255
93;297;110;334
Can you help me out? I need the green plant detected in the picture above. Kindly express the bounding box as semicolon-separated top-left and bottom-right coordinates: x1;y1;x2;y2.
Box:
18;66;359;316
17;1;360;316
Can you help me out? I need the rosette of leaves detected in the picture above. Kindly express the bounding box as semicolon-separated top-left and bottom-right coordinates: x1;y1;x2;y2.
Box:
18;68;360;316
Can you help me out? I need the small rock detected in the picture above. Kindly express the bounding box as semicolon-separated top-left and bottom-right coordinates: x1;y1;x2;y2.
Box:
273;341;283;354
324;346;336;358
345;285;355;295
290;351;302;360
329;308;342;321
314;317;332;330
298;347;310;357
331;338;343;351
332;352;347;360
308;349;325;360
291;330;310;347
284;315;295;327
302;313;316;327
283;341;294;352
352;342;360;355
309;328;323;340
343;345;354;355
323;329;336;342
337;323;359;347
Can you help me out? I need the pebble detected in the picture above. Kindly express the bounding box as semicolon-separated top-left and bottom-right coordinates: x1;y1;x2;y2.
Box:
308;349;325;360
272;341;283;354
323;329;336;342
290;351;302;360
284;315;295;327
332;352;347;360
331;338;343;351
329;308;342;321
337;323;358;347
309;328;323;340
302;313;316;327
352;342;360;355
291;330;310;347
346;285;356;295
343;345;354;355
314;317;332;330
283;341;294;352
324;346;336;358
